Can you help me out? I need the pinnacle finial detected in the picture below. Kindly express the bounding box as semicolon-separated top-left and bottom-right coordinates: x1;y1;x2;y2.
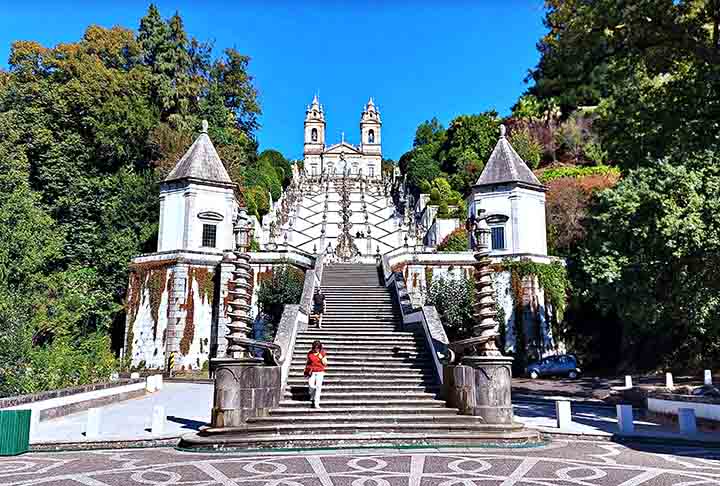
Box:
499;124;506;138
201;119;209;134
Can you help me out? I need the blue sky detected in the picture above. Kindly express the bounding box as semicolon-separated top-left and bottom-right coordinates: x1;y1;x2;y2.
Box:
0;1;547;160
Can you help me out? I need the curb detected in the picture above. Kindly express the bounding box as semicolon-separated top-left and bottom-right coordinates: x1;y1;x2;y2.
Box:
30;437;180;452
26;428;720;453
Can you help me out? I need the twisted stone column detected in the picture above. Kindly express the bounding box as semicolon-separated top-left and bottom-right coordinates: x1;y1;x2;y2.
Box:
224;209;259;361
470;241;502;357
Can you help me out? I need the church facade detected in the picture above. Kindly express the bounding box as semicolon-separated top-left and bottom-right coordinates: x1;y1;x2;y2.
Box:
303;96;382;178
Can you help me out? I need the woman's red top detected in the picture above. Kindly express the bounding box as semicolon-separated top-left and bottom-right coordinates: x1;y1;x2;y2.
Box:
306;351;327;373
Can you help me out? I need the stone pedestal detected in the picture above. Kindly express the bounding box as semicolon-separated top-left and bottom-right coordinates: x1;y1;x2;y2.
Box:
443;356;514;425
210;358;281;428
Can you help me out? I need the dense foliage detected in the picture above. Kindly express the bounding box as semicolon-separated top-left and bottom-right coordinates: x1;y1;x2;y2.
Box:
531;0;720;372
255;266;305;338
426;275;474;341
407;0;720;372
436;228;469;252
0;5;288;397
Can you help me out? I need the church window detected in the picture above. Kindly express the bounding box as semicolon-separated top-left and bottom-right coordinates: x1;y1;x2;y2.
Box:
369;166;375;177
202;224;217;248
311;128;318;142
491;226;505;250
368;129;375;143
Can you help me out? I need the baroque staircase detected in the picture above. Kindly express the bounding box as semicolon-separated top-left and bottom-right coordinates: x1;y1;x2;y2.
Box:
186;264;537;449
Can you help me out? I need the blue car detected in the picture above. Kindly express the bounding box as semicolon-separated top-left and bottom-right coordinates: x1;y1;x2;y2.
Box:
526;354;581;379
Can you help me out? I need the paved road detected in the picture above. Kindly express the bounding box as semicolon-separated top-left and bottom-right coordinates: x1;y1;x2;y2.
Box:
2;440;720;485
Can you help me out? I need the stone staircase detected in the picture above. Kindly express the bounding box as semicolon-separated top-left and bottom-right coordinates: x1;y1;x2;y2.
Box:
187;264;538;449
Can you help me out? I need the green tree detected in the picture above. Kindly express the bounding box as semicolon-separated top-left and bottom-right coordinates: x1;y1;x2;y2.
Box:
509;127;543;169
413;117;445;147
577;151;720;370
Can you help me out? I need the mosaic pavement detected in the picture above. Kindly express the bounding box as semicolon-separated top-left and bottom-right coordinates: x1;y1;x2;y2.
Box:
1;440;720;485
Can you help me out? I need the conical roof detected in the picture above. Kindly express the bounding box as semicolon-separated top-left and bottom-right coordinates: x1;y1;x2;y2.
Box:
164;121;234;186
474;125;543;190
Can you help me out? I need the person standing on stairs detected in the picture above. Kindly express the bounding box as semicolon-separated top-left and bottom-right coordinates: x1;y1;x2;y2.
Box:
304;340;328;409
312;289;326;328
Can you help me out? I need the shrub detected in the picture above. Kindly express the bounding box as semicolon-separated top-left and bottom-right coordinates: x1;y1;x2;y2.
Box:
538;165;620;184
255;265;305;336
437;227;469;252
426;274;474;340
7;333;117;395
437;201;450;218
509;127;543;169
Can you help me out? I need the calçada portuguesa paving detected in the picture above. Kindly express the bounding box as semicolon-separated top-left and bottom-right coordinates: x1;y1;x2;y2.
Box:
2;440;720;485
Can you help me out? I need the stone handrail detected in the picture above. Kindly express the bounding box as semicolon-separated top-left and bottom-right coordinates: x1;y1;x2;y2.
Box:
273;252;325;390
384;270;447;383
421;306;452;382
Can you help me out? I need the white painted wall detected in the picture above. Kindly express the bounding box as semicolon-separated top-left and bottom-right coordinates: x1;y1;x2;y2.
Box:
158;182;236;253
470;184;548;256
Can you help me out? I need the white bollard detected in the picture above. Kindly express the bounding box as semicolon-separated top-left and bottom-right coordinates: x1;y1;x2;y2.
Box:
665;372;674;389
704;370;713;386
155;374;164;391
29;410;40;439
130;372;140;380
678;408;697;435
151;405;165;435
625;375;633;388
555;400;572;429
616;404;634;434
86;408;102;439
145;375;157;393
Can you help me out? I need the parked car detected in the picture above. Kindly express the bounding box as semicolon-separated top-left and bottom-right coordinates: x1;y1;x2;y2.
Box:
526;354;581;379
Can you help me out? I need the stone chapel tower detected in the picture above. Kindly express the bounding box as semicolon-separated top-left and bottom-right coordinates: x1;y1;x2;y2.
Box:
158;120;237;253
303;95;325;171
359;97;381;155
470;125;548;257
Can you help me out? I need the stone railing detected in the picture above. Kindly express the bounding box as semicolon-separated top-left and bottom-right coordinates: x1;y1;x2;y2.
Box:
384;270;449;384
272;253;325;391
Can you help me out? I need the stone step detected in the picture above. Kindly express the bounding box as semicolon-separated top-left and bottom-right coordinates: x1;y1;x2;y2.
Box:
248;415;487;426
299;330;416;336
283;390;438;400
312;324;401;329
285;385;438;394
279;398;446;408
268;406;458;416
289;360;429;368
285;378;429;386
290;354;430;362
291;343;422;351
287;371;435;380
294;337;423;345
181;429;543;450
288;364;433;373
226;422;524;436
290;350;426;358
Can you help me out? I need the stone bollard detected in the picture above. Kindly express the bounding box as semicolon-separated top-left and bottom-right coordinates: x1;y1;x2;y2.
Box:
130;372;140;380
665;372;674;389
155;374;164;391
705;370;713;386
151;405;165;435
625;375;633;388
678;408;697;435
146;375;157;393
86;408;102;439
555;400;572;429
616;404;634;434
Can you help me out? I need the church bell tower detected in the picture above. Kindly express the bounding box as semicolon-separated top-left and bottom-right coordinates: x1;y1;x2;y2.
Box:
360;97;381;156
